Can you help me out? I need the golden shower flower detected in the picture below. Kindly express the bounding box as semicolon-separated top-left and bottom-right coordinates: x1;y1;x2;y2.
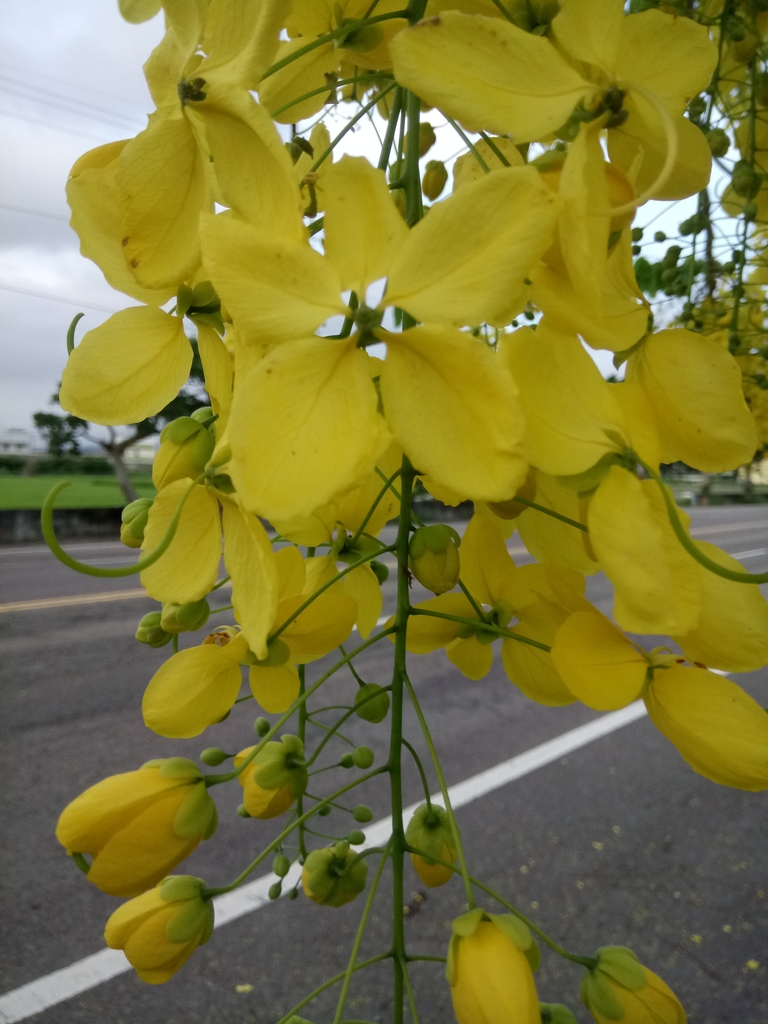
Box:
301;841;368;907
235;735;308;819
581;947;685;1024
406;803;457;888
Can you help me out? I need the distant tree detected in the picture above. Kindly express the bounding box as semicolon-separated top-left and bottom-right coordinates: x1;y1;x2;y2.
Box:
34;341;208;503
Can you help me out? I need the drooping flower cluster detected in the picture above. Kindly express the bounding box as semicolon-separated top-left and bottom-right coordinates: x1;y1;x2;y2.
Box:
46;0;768;1019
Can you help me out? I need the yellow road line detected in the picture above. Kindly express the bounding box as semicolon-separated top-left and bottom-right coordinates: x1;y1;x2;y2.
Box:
0;589;148;613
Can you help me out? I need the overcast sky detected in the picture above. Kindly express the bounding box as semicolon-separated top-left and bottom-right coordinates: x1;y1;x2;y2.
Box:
1;2;698;437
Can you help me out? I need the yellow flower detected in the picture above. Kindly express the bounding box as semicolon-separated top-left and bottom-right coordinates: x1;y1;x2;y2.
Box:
301;841;368;907
392;0;717;200
581;947;685;1024
406;804;457;888
235;736;307;819
202;153;560;518
447;910;540;1024
55;759;217;897
105;875;214;984
408;524;461;595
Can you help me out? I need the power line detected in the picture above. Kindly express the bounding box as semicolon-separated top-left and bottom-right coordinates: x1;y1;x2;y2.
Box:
0;74;143;127
0;108;113;142
0;62;148;112
0;202;70;223
0;283;118;313
2;82;142;133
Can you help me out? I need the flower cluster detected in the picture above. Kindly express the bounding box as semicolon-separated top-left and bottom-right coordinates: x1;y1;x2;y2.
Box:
45;0;768;1020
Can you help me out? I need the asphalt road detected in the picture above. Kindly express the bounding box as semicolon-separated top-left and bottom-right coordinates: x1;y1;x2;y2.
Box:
1;506;767;1024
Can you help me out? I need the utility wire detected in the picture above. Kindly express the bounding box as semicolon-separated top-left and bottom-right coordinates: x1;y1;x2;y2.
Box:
0;202;70;222
0;108;113;142
0;283;118;313
0;74;143;128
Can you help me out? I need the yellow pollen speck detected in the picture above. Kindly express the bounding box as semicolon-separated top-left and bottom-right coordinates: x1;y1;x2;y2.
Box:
723;924;732;933
745;960;759;971
520;865;529;874
235;984;253;993
530;901;539;909
592;841;603;850
691;935;702;944
576;880;584;890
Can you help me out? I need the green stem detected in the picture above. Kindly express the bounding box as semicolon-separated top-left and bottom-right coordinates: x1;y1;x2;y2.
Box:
457;579;490;623
311;82;398;172
275;953;392;1024
269;545;395;643
402;672;475;909
350;467;402;546
297;663;308;859
378;86;403;170
405;955;447;963
478;131;511;166
307;686;392;766
41;476;202;578
205;628;395;784
642;461;768;583
512;496;589;531
271;73;393;118
211;574;231;590
401;956;421;1024
403;90;423;225
401;738;432;811
410;607;552;652
66;312;84;354
260;11;408;81
444;115;489;172
172;633;179;654
333;842;393;1024
208;603;233;614
388;456;417;1024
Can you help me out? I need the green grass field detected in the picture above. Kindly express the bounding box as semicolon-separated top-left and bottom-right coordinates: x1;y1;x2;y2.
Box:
0;475;156;511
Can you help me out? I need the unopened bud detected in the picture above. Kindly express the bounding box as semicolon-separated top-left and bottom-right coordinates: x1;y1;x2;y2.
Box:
706;128;730;157
540;1004;578;1024
160;598;210;634
301;842;368;907
353;805;373;823
731;160;762;199
369;559;389;584
237;803;252;818
340;753;355;768
120;497;153;548
417;121;437;157
268;881;282;900
254;717;271;738
273;854;291;878
354;683;390;723
408;524;461;594
317;803;332;816
347;830;366;845
352;746;374;769
135;611;173;648
200;747;230;767
422;160;448;200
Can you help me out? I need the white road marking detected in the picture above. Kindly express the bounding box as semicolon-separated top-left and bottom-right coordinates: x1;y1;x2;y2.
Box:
0;701;647;1024
730;548;767;559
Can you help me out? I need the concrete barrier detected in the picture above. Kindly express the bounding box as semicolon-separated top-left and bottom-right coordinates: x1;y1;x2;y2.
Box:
0;508;122;544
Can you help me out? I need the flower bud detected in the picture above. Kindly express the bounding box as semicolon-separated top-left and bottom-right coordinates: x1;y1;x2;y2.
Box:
353;805;373;823
273;854;291;878
731;160;762;199
160;598;210;634
422;160;448;200
706;128;729;158
352;745;374;768
447;910;540;1024
120;498;153;548
234;736;307;819
254;717;271;738
56;759;218;896
340;753;355;768
354;683;390;723
199;747;230;767
581;947;685;1024
347;830;366;845
408;524;461;594
540;1004;579;1024
104;875;214;984
135;611;173;649
410;121;436;157
301;841;368;907
370;559;389;584
154;412;216;490
406;804;457;887
268;881;282;900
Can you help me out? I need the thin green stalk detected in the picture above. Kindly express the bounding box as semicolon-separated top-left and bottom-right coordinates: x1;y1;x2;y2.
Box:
512;496;589;531
261;11;408;81
208;603;233;614
405;955;447;963
297;663;308;859
172;634;179;654
333;842;393;1024
478;131;511;166
402;672;474;908
270;545;395;643
388;457;417;1024
350;467;402;546
410;607;553;652
401;956;421;1024
211;574;231;590
378;86;404;170
340;643;367;685
275;953;392;1024
401;738;432;811
403;90;423;225
443;115;490;172
66;312;84;354
307;686;392;766
641;460;768;584
271;73;393;118
457;579;490;623
374;467;426;526
205;628;395;784
311;82;398;172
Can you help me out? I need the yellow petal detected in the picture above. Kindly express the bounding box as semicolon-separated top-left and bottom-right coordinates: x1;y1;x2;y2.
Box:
142;639;247;738
202;0;293;89
646;666;768;790
387;166;559;328
516;472;597;576
116;114;207;289
673;541;768;673
60;307;192;426
229;338;383;520
335;443;402;537
222;498;279;661
551;610;648;710
404;593;475;653
249;663;300;713
459;514;516;607
279;591;358;661
452;137;524;191
275;544;309;601
501;630;575;707
446;636;494;680
270;505;337;547
258;39;339;123
500;322;628;476
196;323;233;431
381;326;527;502
66;141;174;305
588;468;700;635
551;0;622;74
343;563;382;639
627;329;757;472
186;84;303;238
324;156;409;298
390;12;591;141
200;214;344;346
141;481;222;604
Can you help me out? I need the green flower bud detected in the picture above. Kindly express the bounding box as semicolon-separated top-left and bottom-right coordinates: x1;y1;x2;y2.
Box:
354;683;390;723
409;524;461;594
120;498;153;548
155;414;216;490
352;746;374;769
160;598;210;634
288;888;299;900
135;611;173;648
406;804;457;888
353;805;373;823
391;188;407;220
254;717;271;738
540;1003;579;1024
250;637;291;668
731;160;762;199
237;804;252;818
654;230;666;242
317;803;332;816
630;227;643;242
200;747;230;767
301;841;368;907
252;735;308;802
706;128;730;157
347;830;366;845
418;121;436;157
340;753;355;768
273;854;291;878
422;160;448;201
580;946;685;1023
268;881;282;900
370;559;389;584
